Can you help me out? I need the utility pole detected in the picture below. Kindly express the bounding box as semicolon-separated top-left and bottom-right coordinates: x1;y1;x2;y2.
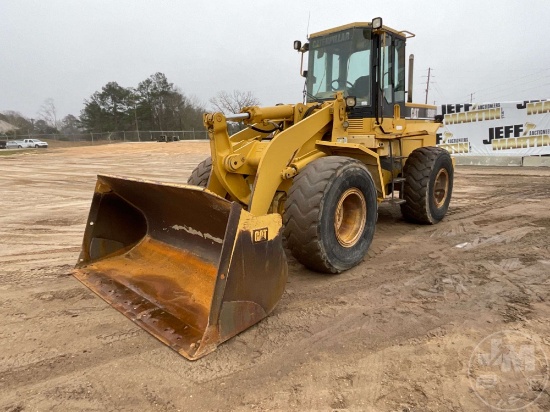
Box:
470;93;475;103
424;67;432;105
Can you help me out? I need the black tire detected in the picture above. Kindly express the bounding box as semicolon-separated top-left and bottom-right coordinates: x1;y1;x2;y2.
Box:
283;156;378;274
187;157;212;187
18;145;22;148
35;145;39;148
400;147;453;224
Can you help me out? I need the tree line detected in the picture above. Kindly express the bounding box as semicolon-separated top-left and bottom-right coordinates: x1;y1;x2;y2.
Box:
0;72;260;136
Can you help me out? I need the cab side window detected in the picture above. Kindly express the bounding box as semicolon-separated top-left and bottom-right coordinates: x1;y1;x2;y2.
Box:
394;38;406;103
379;33;392;104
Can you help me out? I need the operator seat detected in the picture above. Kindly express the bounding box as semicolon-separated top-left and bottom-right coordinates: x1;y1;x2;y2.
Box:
352;75;370;100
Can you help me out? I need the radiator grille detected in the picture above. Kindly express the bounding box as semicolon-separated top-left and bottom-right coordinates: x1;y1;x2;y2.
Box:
347;119;363;131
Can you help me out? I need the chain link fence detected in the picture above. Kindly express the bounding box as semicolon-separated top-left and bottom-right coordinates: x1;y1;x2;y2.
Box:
9;130;208;143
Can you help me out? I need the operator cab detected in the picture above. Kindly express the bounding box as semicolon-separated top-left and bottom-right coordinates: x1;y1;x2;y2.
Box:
296;18;410;119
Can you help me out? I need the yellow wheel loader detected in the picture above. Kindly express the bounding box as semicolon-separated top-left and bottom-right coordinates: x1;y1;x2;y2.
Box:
74;17;453;360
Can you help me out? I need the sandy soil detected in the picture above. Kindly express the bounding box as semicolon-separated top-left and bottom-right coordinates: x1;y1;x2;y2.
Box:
1;142;549;412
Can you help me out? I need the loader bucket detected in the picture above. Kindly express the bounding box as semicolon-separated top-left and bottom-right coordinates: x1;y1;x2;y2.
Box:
74;175;288;360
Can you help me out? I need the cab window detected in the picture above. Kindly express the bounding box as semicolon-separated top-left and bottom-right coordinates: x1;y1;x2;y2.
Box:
394;38;406;102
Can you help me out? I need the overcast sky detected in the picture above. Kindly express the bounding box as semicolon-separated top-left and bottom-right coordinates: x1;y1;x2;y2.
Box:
1;0;549;120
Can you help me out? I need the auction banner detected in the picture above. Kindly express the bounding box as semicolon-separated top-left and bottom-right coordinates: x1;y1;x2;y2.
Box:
436;100;550;156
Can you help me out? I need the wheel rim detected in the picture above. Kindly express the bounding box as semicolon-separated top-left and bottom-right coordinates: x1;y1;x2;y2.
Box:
433;168;449;208
334;188;367;248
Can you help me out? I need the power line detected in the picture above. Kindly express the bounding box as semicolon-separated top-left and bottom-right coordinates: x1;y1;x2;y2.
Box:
432;82;448;103
439;67;550;103
463;68;549;100
481;81;550;102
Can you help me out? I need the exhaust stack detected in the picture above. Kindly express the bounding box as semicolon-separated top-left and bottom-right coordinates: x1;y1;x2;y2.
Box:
408;54;414;103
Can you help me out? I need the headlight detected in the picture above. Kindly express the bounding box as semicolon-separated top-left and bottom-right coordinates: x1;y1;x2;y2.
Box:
372;17;383;29
345;96;357;108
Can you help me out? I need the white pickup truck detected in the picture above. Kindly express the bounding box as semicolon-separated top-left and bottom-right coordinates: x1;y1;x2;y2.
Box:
20;139;48;148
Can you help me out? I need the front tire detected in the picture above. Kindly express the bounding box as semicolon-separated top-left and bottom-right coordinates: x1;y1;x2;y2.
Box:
400;147;453;224
283;156;378;274
187;157;212;187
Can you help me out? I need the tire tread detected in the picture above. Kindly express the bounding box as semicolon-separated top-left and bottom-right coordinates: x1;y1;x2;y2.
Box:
284;156;371;273
400;146;452;224
187;157;212;187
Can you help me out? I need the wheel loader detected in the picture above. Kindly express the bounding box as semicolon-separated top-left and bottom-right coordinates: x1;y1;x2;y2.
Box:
74;18;453;360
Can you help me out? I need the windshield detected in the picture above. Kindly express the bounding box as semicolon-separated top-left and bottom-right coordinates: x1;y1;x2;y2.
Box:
307;28;372;106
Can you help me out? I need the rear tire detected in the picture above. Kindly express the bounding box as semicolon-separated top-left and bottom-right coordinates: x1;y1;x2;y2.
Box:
400;147;453;224
187;157;212;187
283;156;377;274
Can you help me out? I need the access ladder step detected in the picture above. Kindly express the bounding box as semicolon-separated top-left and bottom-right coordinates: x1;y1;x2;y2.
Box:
392;177;406;183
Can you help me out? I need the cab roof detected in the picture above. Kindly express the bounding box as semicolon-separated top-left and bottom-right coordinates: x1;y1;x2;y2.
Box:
309;22;410;39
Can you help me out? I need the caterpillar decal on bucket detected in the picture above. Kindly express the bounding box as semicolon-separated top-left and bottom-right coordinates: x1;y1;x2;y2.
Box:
74;175;288;360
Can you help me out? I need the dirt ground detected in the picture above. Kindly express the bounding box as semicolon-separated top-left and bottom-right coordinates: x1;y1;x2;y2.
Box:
1;142;549;412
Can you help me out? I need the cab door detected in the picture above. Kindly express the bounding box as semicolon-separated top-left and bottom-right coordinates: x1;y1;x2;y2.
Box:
378;32;406;119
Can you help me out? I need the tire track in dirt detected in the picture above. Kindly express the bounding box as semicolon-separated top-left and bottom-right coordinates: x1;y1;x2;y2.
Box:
0;326;157;393
2;146;550;411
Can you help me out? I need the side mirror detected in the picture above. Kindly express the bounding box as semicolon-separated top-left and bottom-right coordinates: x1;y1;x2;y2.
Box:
293;40;302;51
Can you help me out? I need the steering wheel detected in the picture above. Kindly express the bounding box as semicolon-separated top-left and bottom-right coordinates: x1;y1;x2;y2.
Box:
331;79;353;91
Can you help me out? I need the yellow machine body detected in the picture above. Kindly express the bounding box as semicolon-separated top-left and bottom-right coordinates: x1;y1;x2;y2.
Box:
74;20;450;360
204;96;440;211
